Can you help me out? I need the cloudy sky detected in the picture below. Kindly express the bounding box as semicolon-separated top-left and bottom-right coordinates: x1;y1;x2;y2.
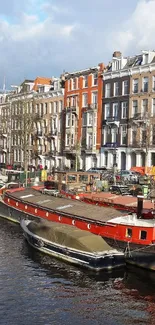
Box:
0;0;154;88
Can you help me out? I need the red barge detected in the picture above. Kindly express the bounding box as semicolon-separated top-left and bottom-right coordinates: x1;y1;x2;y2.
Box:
2;187;155;271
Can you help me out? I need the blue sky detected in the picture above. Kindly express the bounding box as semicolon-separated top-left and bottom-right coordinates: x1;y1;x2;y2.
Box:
0;0;154;88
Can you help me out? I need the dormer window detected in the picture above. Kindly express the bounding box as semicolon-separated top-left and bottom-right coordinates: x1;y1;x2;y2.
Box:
39;86;44;93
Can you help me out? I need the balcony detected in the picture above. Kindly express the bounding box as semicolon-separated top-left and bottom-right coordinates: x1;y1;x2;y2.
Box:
48;130;58;138
130;113;146;123
63;145;76;154
85;145;96;154
103;142;118;148
66;106;77;114
103;116;120;127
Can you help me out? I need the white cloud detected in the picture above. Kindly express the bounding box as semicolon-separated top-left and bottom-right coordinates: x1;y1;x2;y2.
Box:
109;0;155;55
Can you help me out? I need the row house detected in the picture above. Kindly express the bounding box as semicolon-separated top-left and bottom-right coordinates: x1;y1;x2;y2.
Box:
63;62;104;170
0;77;64;170
101;50;155;170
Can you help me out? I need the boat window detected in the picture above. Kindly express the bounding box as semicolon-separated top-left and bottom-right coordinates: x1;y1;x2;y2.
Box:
126;228;132;238
140;230;147;240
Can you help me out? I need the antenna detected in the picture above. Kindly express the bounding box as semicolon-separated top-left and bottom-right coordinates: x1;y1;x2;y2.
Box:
2;76;6;93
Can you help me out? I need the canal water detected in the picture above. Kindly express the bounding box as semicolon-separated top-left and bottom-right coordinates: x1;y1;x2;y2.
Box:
0;219;155;325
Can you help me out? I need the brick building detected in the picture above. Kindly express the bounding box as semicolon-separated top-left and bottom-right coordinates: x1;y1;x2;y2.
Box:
63;63;104;170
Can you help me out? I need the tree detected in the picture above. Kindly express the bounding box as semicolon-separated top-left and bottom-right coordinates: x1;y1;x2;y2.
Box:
129;111;155;171
11;99;40;183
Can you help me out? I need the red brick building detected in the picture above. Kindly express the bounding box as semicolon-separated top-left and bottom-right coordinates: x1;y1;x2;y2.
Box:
63;63;104;170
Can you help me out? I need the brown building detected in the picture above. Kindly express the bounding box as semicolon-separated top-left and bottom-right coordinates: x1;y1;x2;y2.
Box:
63;62;104;170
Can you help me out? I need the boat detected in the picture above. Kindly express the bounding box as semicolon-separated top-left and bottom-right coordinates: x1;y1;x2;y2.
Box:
2;187;125;230
97;196;155;271
3;187;155;270
20;218;125;271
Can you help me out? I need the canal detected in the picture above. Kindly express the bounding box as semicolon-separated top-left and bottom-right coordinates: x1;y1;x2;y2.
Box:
0;219;155;325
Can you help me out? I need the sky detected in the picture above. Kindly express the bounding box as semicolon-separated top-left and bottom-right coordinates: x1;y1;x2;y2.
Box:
0;0;155;88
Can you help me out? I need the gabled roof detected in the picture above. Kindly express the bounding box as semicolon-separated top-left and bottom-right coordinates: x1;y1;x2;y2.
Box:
33;77;52;91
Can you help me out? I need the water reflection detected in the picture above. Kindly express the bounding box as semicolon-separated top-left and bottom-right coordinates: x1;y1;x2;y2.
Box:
0;218;155;324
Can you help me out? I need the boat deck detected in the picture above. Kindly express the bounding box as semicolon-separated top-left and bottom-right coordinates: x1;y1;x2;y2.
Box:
79;192;155;210
6;188;125;223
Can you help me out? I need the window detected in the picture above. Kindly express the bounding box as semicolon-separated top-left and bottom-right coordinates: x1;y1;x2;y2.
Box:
105;103;110;119
122;80;128;95
142;99;148;114
121;102;127;119
71;114;75;127
50;102;53;114
72;96;76;107
152;98;155;116
92;92;98;107
141;128;146;143
143;77;148;92
72;78;76;90
71;133;74;145
66;114;71;127
113;103;118;117
82;113;87;126
44;103;48;114
111;127;117;142
59;100;63;111
105;83;111;98
126;228;132;238
83;75;88;88
133;79;138;93
140;230;147;240
83;93;88;107
68;80;70;91
87;134;93;148
121;125;127;145
93;73;98;86
153;76;155;91
114;82;119;96
132;100;138;117
88;113;93;126
131;127;137;145
66;133;70;146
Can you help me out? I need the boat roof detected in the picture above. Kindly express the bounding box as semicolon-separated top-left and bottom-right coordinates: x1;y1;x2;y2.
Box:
26;219;117;253
6;188;125;223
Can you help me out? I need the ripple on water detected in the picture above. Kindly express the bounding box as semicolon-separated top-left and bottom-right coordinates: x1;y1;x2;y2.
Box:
0;219;153;325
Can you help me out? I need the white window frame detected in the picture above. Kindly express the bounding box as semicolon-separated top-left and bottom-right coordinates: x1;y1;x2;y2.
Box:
83;75;88;88
152;98;155;116
82;93;88;107
112;103;119;117
122;80;128;95
143;77;148;92
133;79;138;93
105;103;110;119
120;125;127;145
114;82;119;96
121;102;127;119
105;83;111;98
93;72;98;86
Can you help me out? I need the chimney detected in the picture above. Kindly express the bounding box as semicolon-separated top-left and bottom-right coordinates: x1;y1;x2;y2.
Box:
98;63;105;72
113;51;122;58
137;196;144;219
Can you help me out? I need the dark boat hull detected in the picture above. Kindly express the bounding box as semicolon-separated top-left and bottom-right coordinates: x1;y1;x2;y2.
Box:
21;220;125;271
103;237;155;271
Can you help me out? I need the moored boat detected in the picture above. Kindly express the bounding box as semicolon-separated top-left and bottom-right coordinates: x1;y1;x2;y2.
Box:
20;219;125;271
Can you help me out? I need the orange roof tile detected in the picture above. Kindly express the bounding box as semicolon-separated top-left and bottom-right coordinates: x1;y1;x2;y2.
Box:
33;76;52;91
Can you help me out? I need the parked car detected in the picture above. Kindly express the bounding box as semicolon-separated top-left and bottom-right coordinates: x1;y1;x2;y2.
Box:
86;167;107;173
116;170;140;183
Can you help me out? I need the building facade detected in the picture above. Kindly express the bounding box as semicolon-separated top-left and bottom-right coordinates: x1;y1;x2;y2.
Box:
63;63;104;170
101;50;155;170
0;77;65;170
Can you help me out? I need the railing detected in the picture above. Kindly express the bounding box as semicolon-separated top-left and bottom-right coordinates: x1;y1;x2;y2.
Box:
103;142;118;148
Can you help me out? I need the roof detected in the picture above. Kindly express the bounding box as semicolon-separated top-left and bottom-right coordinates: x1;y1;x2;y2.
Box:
7;188;125;223
33;77;52;91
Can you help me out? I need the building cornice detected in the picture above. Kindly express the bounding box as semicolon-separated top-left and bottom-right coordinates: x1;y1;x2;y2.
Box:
103;62;155;81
